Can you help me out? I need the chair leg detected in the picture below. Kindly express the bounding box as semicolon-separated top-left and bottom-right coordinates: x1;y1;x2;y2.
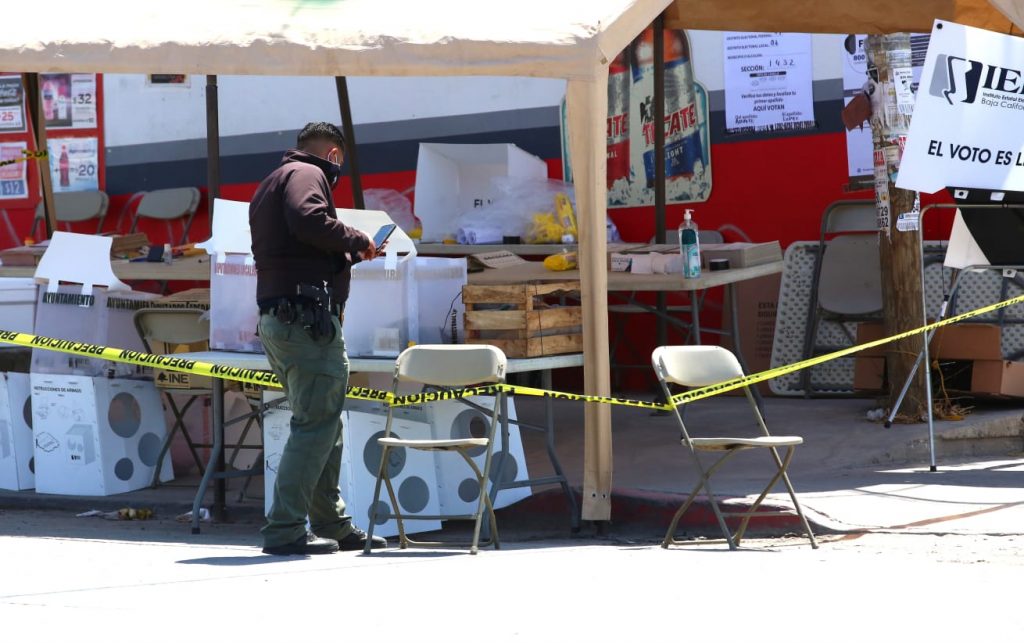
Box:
152;394;201;487
732;447;794;546
363;445;390;554
460;450;500;554
770;447;819;549
663;450;739;549
381;460;407;549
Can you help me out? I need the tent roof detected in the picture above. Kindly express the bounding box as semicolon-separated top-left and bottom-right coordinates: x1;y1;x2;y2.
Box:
0;0;670;80
666;0;1022;34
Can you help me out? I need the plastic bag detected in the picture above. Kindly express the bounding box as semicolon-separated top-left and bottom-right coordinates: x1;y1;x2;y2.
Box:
363;189;419;234
453;178;576;241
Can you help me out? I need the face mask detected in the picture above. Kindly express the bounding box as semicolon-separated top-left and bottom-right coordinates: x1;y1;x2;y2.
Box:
325;151;343;188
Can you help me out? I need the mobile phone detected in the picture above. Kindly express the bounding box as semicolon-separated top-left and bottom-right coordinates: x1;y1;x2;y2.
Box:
372;223;397;249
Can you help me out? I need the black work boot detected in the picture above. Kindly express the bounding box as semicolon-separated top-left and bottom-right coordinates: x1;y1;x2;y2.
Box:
337;527;387;551
262;532;340;556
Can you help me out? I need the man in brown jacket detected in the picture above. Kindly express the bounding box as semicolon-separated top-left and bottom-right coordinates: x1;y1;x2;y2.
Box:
250;122;386;555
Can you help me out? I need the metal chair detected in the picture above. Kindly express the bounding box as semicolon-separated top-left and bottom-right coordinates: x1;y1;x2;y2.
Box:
129;187;201;245
28;190;109;239
365;344;507;555
801;201;881;394
133;307;264;494
610;228;725;389
652;345;818;550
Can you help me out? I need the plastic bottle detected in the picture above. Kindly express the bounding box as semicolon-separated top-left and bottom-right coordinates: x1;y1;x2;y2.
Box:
678;209;700;279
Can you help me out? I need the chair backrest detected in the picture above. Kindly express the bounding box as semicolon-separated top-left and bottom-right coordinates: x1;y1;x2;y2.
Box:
133;307;210;354
34;191;109;225
656;229;725;245
395;344;506;387
135;187;201;221
817;234;883;315
821;200;876;237
651;345;744;388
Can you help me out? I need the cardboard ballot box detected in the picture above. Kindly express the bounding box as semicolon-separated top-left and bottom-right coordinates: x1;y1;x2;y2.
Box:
413;143;547;242
31;374;173;496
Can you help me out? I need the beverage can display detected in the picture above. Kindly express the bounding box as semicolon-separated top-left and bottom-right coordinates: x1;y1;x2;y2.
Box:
628;27;708;203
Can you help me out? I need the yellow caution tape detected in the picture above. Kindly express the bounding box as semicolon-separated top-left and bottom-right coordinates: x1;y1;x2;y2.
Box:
2;290;1023;410
0;150;49;169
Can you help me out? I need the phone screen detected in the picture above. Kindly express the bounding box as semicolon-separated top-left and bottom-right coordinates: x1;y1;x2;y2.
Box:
373;223;397;248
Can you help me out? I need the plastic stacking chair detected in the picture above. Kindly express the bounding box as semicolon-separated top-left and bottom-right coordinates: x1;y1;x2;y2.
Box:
129;187;201;245
651;345;818;550
29;190;109;239
365;345;507;555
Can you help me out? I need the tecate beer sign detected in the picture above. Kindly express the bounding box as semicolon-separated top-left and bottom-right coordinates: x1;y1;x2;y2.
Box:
898;20;1024;194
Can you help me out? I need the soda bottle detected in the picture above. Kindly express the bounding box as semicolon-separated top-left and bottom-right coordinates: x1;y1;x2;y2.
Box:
607;50;630;198
42;82;55;121
678;209;701;279
59;145;70;188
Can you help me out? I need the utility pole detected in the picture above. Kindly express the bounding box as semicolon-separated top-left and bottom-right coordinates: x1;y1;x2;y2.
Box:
865;34;927;420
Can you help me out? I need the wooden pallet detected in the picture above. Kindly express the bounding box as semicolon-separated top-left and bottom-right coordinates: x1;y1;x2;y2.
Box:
463;281;582;358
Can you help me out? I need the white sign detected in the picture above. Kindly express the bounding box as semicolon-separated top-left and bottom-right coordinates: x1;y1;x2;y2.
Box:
40;73;96;130
48;137;99;193
723;32;815;133
0;75;25;133
898;20;1024;194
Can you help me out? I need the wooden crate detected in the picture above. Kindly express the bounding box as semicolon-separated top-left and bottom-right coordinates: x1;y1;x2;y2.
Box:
463;281;582;358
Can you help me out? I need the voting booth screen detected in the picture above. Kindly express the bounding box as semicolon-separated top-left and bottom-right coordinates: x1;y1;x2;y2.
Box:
948;187;1024;267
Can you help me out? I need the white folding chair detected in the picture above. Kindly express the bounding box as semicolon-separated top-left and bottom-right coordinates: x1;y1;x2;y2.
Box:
129;187;201;245
365;344;507;555
652;345;818;550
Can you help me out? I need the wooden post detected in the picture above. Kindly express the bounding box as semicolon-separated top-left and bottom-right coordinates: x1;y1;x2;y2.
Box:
24;73;57;239
567;72;612;522
865;34;927;419
335;77;365;209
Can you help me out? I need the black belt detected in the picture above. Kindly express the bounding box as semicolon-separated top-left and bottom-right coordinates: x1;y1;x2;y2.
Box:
258;296;341;316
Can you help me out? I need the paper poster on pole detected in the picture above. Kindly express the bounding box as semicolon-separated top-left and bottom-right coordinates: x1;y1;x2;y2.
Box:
897;20;1024;194
39;73;96;129
0;76;25;134
0;143;29;200
723;32;815;134
47;137;99;193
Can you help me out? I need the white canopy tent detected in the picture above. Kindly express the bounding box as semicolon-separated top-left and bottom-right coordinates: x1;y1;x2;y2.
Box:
2;0;675;520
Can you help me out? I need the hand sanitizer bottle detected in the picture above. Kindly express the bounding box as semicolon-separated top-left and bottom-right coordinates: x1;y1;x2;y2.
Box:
678;209;700;279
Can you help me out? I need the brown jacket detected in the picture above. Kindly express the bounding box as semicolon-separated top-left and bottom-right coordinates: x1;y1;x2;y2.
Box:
249;150;370;307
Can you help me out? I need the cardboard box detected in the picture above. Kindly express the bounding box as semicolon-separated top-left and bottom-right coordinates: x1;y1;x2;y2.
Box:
853;357;886;391
701;242;783;269
0;373;34;490
0;277;37;335
31;374;173;495
723;273;781;396
857;322;1001;360
969;360;1024;397
413;143;548;242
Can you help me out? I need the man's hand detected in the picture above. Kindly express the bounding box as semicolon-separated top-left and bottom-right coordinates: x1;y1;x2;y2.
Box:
359;239;377;262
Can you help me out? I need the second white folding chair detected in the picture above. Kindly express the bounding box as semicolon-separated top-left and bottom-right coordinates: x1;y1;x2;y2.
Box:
365;344;507;555
652;345;818;550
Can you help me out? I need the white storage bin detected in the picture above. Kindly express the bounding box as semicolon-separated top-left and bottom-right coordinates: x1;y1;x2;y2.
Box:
209;254;262;353
415;257;467;345
30;286;156;378
345;258;418;357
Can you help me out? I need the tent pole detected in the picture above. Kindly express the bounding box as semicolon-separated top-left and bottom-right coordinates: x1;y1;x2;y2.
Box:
567;72;612;523
335;77;364;209
205;75;222;206
24;73;57;240
653;16;668;349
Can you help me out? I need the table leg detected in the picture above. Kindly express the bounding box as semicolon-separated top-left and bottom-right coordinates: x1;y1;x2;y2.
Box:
191;377;225;534
690;289;702;344
542;369;580;531
727;282;766;416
